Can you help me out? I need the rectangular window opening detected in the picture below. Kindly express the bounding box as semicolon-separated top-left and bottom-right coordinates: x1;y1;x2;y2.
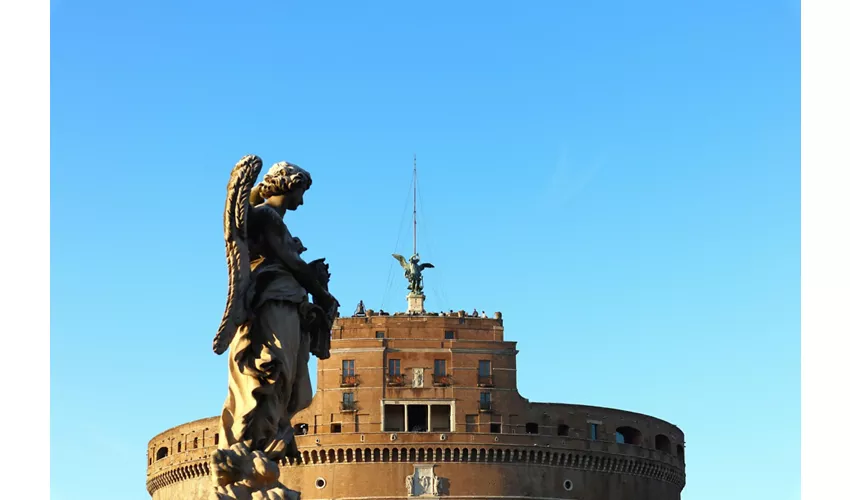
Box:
490;423;501;433
330;423;342;433
431;404;451;432
444;330;455;340
407;404;428;432
375;331;385;338
384;404;405;432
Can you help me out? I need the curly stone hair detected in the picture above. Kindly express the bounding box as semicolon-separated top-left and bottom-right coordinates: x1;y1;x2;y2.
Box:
256;161;313;199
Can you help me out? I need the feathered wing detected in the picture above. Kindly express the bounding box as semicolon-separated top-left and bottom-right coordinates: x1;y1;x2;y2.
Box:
420;263;435;269
391;254;408;269
212;155;263;355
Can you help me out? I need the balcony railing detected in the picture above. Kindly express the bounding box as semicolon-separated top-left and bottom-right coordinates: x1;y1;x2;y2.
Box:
340;400;358;412
432;374;453;387
477;375;494;387
386;373;406;387
479;400;493;413
340;374;360;387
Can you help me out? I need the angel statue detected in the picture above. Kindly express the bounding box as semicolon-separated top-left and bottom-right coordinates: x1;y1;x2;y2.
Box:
392;253;434;295
210;155;339;500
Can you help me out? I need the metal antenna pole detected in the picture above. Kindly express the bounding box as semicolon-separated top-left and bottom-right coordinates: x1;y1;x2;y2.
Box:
413;154;417;256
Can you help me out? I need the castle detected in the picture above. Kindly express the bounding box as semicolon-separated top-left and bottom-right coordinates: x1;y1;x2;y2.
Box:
147;160;686;499
146;304;686;499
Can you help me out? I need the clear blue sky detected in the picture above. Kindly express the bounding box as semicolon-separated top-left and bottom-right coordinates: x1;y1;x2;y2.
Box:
51;1;800;499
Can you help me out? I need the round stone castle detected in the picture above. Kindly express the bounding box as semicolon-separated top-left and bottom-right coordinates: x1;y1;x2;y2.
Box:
146;309;686;499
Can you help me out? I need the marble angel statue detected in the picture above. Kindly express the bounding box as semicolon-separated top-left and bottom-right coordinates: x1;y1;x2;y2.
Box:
210;155;338;500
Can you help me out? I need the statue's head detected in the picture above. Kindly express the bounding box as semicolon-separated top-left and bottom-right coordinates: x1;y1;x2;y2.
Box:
256;161;313;211
410;254;420;264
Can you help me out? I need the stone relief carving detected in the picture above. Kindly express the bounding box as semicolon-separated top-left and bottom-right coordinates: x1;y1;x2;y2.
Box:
412;368;424;388
210;155;339;500
405;464;446;497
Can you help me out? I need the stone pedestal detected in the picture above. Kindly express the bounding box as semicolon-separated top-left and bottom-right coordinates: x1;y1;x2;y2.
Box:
406;293;425;314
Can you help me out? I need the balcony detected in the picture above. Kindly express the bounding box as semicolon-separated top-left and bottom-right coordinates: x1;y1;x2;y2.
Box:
340;374;360;387
477;375;494;387
386;373;406;387
432;374;453;387
478;400;493;413
340;400;358;412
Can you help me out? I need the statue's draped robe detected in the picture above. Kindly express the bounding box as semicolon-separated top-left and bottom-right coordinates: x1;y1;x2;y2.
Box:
220;207;313;460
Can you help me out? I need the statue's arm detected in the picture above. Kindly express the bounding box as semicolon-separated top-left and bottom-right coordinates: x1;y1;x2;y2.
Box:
262;216;334;304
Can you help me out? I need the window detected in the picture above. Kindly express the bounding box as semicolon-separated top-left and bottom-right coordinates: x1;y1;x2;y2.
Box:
478;360;491;376
407;405;428;432
388;359;401;376
384;404;405;431
375;331;385;338
615;426;642;445
177;442;182;452
330;423;341;433
431;405;451;431
295;423;309;435
590;423;599;441
444;330;455;340
434;359;446;376
525;422;539;434
193;437;198;449
156;447;168;460
343;391;355;406
479;391;492;411
214;433;219;445
478;360;493;386
655;434;672;453
557;424;569;436
490;423;501;433
342;359;355;376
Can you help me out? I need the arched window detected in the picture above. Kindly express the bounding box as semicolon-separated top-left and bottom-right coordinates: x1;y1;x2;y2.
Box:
525;422;539;434
193;437;199;449
615;426;642;445
655;434;672;453
156;447;168;460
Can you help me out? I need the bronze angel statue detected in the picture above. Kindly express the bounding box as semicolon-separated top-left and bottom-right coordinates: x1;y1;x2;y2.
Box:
211;155;338;496
392;253;434;295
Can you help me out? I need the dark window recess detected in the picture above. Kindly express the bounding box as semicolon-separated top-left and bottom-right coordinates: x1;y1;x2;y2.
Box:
590;423;599;440
444;330;455;340
557;424;569;436
384;404;405;431
156;447;168;460
490;423;502;433
330;423;342;433
525;422;539;434
193;437;199;449
214;434;219;445
342;360;355;376
407;405;428;432
295;423;309;435
616;426;642;445
375;331;385;338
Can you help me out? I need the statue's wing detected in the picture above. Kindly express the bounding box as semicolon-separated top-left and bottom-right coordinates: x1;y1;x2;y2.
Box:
420;263;435;269
213;155;263;355
391;254;408;268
